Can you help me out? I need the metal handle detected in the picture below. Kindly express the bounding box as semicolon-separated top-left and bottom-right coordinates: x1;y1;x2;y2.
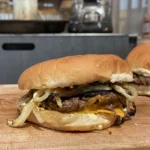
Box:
2;43;35;51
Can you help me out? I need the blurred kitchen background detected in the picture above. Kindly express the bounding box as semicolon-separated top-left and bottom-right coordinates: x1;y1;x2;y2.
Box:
0;0;150;83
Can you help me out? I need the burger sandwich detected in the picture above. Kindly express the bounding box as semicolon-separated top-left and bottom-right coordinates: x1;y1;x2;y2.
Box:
7;54;137;131
126;43;150;96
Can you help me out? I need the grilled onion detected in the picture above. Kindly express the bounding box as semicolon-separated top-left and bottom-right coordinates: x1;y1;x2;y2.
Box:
7;90;51;127
33;90;51;102
112;84;137;102
33;107;44;123
55;96;62;108
7;100;35;127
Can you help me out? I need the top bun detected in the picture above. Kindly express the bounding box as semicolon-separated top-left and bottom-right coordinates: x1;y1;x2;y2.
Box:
18;54;133;90
126;44;150;71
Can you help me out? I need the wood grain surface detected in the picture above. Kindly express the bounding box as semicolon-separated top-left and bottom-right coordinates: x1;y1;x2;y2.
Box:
0;85;150;150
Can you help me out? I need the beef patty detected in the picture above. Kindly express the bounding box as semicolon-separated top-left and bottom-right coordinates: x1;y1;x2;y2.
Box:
133;73;150;85
40;91;127;113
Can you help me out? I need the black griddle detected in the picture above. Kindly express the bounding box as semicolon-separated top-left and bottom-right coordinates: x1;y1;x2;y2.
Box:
0;20;67;33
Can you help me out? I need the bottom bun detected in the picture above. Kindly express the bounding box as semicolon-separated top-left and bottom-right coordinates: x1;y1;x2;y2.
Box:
27;109;116;131
132;84;150;96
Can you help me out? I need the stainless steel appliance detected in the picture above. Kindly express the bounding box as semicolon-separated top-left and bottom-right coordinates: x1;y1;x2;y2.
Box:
0;34;129;83
142;14;150;39
68;0;112;33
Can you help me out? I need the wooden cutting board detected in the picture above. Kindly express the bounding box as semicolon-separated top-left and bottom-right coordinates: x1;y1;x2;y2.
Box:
0;85;150;150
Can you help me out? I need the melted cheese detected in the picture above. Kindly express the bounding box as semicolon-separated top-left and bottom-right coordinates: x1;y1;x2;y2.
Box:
114;108;125;117
76;95;125;118
77;107;125;117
